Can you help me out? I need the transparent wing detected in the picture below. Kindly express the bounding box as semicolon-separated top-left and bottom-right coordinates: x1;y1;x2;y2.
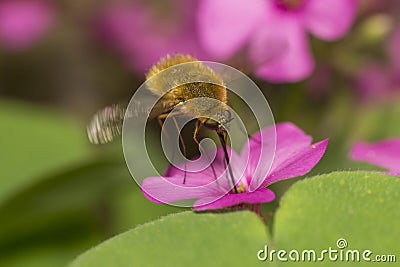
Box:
87;104;126;144
87;99;181;144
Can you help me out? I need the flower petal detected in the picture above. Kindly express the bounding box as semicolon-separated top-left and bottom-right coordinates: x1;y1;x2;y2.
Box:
141;146;248;205
0;0;54;50
141;176;221;204
248;21;289;68
274;121;313;145
97;1;206;72
240;123;275;191
350;139;400;175
245;122;317;190
197;0;266;59
254;15;314;83
304;0;357;40
194;188;275;211
164;146;246;189
355;64;392;101
163;148;223;184
269;122;313;166
262;139;328;187
388;171;400;177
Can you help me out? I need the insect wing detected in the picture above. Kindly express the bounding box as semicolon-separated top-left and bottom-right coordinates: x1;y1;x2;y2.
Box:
87;104;126;144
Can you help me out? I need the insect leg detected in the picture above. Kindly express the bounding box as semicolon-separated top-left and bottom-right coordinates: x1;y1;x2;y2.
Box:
157;114;176;144
193;121;220;188
172;116;187;184
157;112;184;176
157;114;178;171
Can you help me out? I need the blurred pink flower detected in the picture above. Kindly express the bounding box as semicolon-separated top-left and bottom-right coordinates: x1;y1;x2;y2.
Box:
355;28;400;100
351;139;400;176
97;0;208;73
354;64;394;101
197;0;357;83
0;0;54;50
141;122;328;211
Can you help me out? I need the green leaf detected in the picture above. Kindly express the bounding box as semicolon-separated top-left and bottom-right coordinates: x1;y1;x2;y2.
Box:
0;238;96;267
273;171;400;266
70;211;271;267
0;158;182;267
0;100;90;205
111;180;184;233
349;97;400;141
0;159;128;267
0;159;128;247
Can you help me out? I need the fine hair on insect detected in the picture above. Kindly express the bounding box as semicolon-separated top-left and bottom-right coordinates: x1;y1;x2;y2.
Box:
87;53;240;193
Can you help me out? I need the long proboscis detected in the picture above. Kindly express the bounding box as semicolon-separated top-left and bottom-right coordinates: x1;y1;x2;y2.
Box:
218;131;238;194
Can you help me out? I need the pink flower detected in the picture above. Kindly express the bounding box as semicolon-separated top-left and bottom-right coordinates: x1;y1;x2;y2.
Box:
197;0;357;83
96;0;207;73
354;64;394;101
141;122;329;211
0;0;54;50
351;139;400;176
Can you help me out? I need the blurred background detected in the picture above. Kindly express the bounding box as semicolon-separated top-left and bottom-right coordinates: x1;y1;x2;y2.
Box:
1;0;400;266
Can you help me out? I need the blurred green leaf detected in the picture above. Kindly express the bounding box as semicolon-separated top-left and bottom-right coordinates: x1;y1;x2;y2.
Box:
0;100;184;267
0;159;128;267
111;182;184;233
1;238;96;267
0;157;183;267
307;95;400;174
0;160;128;247
349;98;400;141
0;100;90;205
273;171;400;266
69;211;271;267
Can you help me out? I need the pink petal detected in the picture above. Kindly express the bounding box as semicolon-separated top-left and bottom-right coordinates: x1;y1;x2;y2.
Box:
355;64;392;101
245;122;316;190
248;20;289;70
197;0;266;59
0;0;54;50
304;0;357;41
254;14;314;83
269;122;313;155
388;171;400;177
240;123;275;191
141;176;221;204
350;139;400;175
97;1;206;72
165;147;225;180
251;122;328;188
194;188;275;211
164;146;246;189
141;146;248;204
262;139;329;187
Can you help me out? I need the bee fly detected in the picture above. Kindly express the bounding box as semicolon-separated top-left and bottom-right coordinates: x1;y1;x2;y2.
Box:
87;54;238;193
